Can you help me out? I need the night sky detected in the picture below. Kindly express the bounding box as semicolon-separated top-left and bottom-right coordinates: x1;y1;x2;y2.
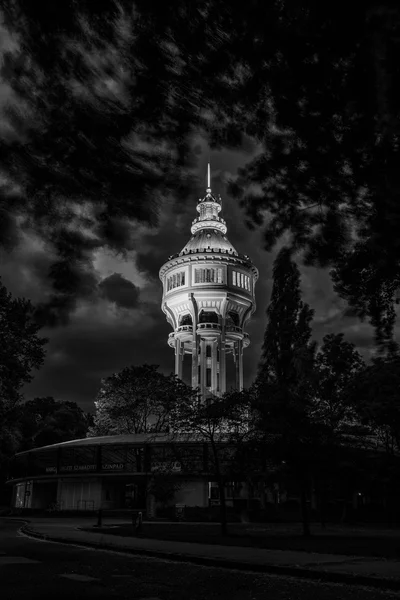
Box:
0;22;380;414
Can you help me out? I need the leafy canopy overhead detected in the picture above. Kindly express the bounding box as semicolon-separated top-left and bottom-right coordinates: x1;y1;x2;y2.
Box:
2;1;400;346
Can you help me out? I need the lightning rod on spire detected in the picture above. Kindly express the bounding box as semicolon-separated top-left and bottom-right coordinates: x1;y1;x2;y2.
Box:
207;162;211;189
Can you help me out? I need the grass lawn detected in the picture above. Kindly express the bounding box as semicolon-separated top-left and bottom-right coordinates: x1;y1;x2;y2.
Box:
81;521;400;559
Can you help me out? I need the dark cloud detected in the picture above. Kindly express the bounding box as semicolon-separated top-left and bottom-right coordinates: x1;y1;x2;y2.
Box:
98;273;140;309
0;208;20;250
34;259;100;327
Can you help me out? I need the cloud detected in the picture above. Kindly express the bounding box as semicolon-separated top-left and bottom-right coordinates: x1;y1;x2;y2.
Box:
98;273;140;309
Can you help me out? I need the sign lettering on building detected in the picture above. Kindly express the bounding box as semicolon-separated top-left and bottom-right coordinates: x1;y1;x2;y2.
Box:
45;467;57;473
102;463;124;470
60;464;96;472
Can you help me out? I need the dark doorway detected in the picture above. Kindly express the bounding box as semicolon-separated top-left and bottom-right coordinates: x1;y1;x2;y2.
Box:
124;482;146;509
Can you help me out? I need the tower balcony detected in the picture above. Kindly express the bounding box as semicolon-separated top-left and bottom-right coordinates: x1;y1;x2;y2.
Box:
225;325;250;347
225;324;243;341
175;324;193;342
168;332;176;348
196;322;222;337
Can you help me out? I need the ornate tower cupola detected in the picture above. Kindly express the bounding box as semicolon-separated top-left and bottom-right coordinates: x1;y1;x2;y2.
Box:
159;164;258;398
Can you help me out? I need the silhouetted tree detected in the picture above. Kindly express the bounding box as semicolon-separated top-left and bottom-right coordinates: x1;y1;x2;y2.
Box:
18;396;90;451
169;390;253;535
88;364;193;436
255;247;318;536
0;278;47;467
2;1;400;345
311;334;365;526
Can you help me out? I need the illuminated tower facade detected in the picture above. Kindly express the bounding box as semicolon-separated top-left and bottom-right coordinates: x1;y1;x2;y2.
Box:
159;165;258;398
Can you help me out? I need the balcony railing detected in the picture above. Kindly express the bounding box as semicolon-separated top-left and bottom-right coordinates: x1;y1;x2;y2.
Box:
225;325;242;334
176;325;193;333
197;323;221;331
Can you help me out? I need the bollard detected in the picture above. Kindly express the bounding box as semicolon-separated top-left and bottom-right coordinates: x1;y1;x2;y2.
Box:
97;508;103;528
132;510;143;534
136;511;143;534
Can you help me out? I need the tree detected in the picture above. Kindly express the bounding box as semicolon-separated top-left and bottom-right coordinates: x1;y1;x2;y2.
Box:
218;2;400;353
345;355;400;524
88;364;193;436
255;247;318;536
169;390;253;535
0;278;47;467
3;1;400;345
310;334;365;526
0;0;221;325
18;396;90;451
313;334;365;434
347;355;400;456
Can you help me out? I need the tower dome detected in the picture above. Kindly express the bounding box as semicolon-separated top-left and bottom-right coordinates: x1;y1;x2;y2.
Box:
159;164;258;398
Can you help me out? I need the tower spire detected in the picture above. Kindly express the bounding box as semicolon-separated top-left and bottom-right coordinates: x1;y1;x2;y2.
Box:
206;161;211;193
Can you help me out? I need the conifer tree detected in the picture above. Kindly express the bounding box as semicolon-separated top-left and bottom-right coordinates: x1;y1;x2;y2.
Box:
255;247;317;536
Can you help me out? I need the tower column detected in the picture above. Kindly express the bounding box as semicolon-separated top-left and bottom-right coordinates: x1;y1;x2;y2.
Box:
234;340;244;391
174;338;183;380
190;294;199;389
238;339;244;391
220;327;226;394
200;339;207;397
211;339;218;395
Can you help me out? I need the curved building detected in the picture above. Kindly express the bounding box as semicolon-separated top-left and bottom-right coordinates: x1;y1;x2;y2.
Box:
159;165;258;396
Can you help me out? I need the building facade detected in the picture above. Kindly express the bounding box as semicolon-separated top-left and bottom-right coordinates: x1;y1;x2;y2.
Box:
159;165;258;397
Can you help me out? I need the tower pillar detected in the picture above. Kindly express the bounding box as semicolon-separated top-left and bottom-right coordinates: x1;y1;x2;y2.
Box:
174;338;183;380
211;339;218;395
190;294;199;389
220;328;226;395
238;339;244;391
200;338;206;394
234;340;244;391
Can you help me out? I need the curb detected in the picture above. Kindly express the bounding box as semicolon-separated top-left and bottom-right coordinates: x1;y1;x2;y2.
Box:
20;525;400;592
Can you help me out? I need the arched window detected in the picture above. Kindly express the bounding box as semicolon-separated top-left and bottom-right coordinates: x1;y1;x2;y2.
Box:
227;311;240;327
199;311;219;324
180;314;193;326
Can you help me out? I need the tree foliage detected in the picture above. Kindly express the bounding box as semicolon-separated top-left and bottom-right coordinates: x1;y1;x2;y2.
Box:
88;364;193;436
18;396;90;451
0;278;48;411
255;248;322;534
313;333;365;434
347;355;400;455
169;390;253;533
2;1;400;343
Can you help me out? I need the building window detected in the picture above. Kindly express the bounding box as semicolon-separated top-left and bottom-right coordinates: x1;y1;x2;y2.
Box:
194;268;223;284
232;271;251;291
180;314;192;326
167;271;186;291
206;345;211;358
199;311;219;324
206;368;211;387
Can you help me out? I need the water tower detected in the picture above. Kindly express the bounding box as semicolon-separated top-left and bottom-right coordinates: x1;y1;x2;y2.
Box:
159;165;258;397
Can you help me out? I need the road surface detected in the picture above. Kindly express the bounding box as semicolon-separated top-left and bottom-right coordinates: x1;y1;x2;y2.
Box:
1;518;399;600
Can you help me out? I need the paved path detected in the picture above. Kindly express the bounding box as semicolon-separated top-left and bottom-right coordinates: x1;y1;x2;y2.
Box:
3;518;399;600
16;517;400;590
